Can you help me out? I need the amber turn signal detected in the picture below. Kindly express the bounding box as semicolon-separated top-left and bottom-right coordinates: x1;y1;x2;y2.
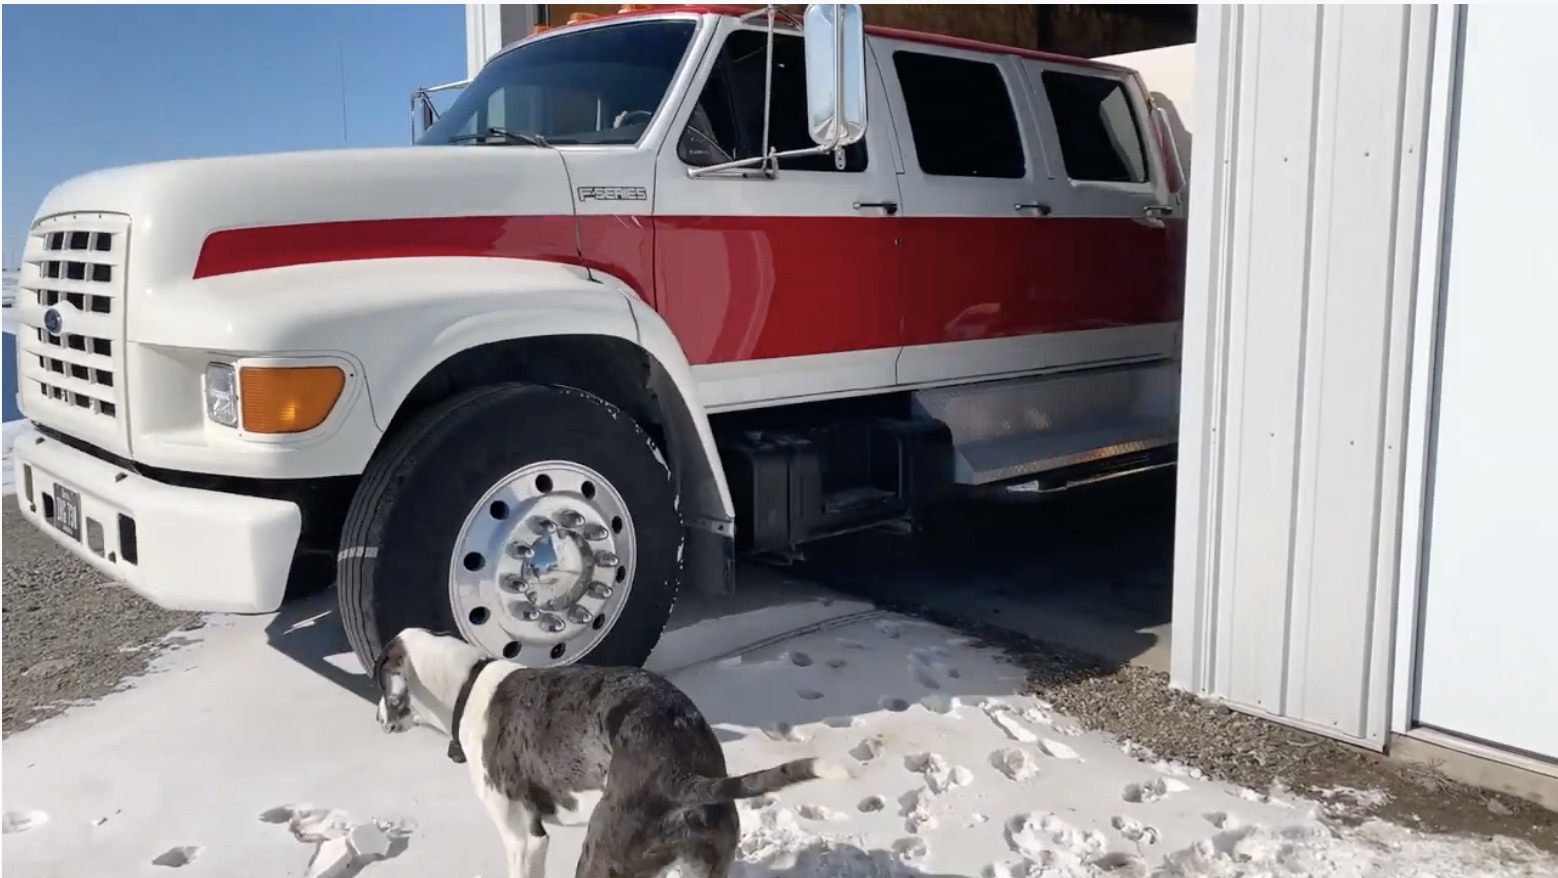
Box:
239;366;346;434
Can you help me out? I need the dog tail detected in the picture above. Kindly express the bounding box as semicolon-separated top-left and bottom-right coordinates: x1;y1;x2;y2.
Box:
673;757;850;806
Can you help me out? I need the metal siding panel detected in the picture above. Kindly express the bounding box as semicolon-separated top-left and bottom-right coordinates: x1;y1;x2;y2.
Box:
1218;4;1323;716
1291;4;1410;734
1174;3;1437;746
1170;4;1242;690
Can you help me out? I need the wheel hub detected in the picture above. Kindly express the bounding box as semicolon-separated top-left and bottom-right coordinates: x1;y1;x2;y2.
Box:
449;461;635;665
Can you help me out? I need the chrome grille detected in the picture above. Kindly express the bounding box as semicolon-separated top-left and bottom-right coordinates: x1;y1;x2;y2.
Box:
16;213;130;452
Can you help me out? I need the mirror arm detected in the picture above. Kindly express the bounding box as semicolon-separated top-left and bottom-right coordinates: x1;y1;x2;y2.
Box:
686;144;835;179
760;5;776;175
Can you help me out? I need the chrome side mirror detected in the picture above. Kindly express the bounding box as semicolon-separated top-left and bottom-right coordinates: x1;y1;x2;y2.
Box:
803;4;867;150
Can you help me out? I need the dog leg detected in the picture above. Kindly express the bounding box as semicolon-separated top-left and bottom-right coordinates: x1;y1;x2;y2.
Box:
480;786;542;878
521;818;550;878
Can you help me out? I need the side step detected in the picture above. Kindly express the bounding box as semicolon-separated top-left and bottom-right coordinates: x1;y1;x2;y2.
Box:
911;361;1180;486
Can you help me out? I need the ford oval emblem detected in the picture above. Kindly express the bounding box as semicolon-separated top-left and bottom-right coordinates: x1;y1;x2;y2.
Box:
43;307;63;337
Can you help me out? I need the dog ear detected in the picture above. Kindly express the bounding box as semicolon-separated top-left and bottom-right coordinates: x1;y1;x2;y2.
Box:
372;635;409;704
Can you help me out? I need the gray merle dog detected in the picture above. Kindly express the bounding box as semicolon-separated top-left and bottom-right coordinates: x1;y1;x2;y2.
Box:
372;627;848;878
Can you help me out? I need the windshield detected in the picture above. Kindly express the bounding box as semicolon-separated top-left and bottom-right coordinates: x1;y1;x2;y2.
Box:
420;19;698;147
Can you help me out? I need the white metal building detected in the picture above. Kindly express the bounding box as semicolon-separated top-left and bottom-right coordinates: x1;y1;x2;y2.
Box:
1175;1;1557;781
462;3;1557;782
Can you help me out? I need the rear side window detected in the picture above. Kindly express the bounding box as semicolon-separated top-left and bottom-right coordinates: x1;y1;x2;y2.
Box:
892;51;1026;179
1041;70;1149;184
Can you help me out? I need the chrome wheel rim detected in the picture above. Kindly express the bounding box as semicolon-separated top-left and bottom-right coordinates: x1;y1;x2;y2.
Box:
449;460;636;665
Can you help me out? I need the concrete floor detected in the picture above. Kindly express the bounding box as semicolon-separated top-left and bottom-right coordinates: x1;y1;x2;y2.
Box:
792;467;1179;673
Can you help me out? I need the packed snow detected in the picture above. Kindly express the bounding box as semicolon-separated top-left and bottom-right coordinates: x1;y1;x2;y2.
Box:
3;418;28;496
3;590;1554;878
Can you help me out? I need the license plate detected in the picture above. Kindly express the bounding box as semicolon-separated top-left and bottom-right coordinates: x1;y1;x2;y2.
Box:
52;484;81;542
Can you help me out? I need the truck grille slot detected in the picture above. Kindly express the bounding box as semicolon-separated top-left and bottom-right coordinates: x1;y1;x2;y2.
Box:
16;213;131;451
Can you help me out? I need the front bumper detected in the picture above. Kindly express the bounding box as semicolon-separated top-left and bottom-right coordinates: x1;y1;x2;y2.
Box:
11;426;302;614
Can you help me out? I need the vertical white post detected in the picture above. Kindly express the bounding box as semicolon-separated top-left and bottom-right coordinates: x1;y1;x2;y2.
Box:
466;4;507;79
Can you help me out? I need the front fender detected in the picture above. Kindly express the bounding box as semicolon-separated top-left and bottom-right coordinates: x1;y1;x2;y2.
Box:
136;257;633;424
137;256;735;523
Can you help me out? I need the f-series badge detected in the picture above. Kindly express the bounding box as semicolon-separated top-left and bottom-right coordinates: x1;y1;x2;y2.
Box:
576;186;647;202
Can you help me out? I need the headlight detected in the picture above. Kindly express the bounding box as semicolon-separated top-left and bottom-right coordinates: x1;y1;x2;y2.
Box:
204;363;239;428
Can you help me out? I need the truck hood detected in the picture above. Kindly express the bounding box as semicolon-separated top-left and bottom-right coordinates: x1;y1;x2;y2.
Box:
32;145;577;284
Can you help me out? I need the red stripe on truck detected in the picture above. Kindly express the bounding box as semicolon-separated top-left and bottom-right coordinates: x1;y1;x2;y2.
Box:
193;213;1179;365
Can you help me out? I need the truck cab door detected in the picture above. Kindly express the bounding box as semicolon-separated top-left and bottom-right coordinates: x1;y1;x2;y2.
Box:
652;18;907;411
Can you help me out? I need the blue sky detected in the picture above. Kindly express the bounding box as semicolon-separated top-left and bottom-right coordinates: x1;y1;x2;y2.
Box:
1;3;467;265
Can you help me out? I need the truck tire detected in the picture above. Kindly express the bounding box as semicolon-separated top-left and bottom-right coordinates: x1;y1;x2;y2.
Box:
337;383;682;673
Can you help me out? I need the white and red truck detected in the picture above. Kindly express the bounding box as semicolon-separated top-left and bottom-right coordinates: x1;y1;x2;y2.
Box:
10;4;1187;672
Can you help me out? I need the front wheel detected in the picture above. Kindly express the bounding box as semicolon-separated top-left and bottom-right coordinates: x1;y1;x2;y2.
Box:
338;383;682;672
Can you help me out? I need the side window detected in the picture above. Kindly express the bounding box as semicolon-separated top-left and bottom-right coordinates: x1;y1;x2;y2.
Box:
892;51;1026;179
679;29;868;173
1040;70;1149;184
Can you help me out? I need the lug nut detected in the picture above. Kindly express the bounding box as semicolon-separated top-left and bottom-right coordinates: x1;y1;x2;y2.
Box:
512;601;541;621
595;551;620;568
508;543;533;559
530;518;558;536
587;582;613;600
567;605;594;625
581;523;609;541
539;613;566;634
499;573;524;592
556;509;585;529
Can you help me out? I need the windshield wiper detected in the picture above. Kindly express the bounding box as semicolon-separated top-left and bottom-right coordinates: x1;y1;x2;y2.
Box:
447;127;550;147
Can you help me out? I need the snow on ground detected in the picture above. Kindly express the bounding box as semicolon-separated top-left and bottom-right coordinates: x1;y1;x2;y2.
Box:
3;596;1552;878
3;419;29;496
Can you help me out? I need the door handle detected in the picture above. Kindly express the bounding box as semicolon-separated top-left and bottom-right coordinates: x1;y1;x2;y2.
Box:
853;200;899;215
1143;204;1174;218
1014;202;1053;216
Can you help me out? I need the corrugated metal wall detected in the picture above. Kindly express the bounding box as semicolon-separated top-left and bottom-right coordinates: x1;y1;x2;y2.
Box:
1170;3;1442;748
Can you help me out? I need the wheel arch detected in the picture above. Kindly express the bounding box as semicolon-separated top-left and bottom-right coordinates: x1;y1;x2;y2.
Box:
377;332;735;536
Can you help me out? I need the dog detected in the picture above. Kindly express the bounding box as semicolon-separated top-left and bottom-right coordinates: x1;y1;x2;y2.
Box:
372;627;848;878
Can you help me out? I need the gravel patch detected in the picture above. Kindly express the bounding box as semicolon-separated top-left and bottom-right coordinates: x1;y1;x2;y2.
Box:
2;496;201;736
790;475;1558;857
844;594;1558;856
